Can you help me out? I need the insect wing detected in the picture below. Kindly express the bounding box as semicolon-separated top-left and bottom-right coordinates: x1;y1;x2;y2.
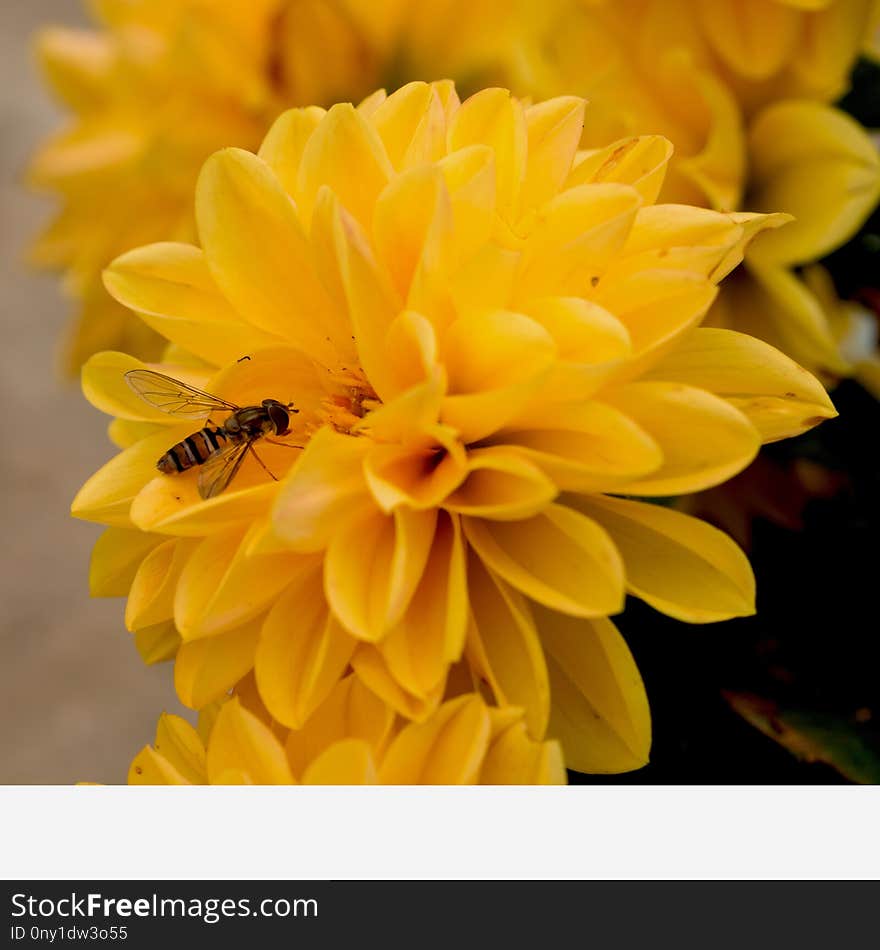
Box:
197;440;250;499
125;369;240;418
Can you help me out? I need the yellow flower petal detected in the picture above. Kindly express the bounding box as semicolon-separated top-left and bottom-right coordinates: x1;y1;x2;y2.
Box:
519;96;586;216
536;607;651;774
381;310;440;397
351;644;445;721
255;564;356;728
464;504;625;617
36;26;113;111
134;621;181;666
378;694;491;784
257;105;326;196
716;261;849;376
748;102;880;265
89;527;163;597
129;747;192;786
301;739;377;784
269;427;372;553
103;256;276;366
175;618;261;709
499;402;662;494
611;205;746;281
696;0;799;80
567;135;674;205
152;713;207;784
437;144;497;261
373;165;455;325
82;351;186;422
576;495;756;623
195;148;341;363
602;381;760;494
480;721;566;785
445;446;558;521
363;424;468;512
126;537;196;631
594;270;718;372
646;327;837;442
296;102;393;229
206;699;295;785
131;479;281;538
310;187;401;400
441;309;556;443
379;511;467;698
174;525;312;640
71;423;194;527
514;184;642;301
370;81;448;171
324;507;437;641
285;673;395;776
448;88;526;218
466;557;550;738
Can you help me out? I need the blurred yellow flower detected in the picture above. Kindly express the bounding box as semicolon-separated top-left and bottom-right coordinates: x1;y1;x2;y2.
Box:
522;0;880;379
129;683;565;785
74;83;836;774
30;0;523;371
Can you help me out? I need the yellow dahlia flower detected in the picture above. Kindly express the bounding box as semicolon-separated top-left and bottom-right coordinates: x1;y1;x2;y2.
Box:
523;0;880;379
74;83;835;774
30;0;523;370
129;683;565;784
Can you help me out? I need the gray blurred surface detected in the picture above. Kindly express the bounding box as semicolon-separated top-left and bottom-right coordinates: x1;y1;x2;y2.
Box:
0;0;182;784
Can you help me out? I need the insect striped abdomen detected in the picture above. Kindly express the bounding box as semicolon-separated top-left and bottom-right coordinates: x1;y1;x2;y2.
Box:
156;426;229;474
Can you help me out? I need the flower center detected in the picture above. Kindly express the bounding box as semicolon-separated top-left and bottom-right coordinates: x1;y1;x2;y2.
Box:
319;365;379;436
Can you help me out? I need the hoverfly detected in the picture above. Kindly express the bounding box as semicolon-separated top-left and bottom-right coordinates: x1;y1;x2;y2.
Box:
125;369;300;499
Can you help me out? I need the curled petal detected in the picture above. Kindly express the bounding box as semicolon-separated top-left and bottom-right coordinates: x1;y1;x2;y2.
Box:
445;447;558;521
364;424;467;512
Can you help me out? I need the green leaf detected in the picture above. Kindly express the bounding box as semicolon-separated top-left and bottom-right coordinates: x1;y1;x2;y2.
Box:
724;691;880;784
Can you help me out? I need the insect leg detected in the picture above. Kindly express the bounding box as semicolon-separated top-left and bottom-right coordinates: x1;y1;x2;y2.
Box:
248;443;279;481
264;438;304;449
